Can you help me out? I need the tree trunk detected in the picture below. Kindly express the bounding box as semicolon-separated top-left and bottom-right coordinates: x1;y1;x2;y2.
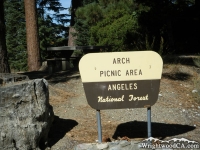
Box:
24;0;41;71
68;27;76;46
0;1;10;73
70;0;82;26
68;0;82;46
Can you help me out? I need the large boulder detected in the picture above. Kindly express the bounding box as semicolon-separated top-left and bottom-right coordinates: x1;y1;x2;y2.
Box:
0;74;54;150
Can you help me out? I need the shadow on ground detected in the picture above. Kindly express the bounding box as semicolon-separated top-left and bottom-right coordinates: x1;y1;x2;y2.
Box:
162;55;197;66
162;72;191;81
48;115;78;147
47;70;80;84
20;71;48;79
112;121;195;140
20;68;80;83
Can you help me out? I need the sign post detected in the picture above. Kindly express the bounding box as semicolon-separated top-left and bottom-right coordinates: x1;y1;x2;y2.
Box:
147;107;151;138
96;110;102;143
79;51;163;142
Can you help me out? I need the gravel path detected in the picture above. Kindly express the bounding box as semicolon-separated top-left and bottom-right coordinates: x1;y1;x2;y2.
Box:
44;64;200;150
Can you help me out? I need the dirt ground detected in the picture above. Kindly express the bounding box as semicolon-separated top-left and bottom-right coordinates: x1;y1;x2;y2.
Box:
22;57;200;149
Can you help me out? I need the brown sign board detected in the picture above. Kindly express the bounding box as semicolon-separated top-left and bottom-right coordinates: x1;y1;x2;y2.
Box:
79;51;163;110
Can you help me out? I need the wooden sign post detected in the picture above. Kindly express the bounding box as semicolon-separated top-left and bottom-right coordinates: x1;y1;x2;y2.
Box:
79;51;163;142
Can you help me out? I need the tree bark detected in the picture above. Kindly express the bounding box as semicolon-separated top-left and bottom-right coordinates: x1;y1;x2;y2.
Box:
24;0;41;71
70;0;82;26
68;0;82;46
68;27;76;46
0;1;10;73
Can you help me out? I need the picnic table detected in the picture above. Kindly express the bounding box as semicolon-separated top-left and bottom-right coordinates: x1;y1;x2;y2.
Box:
46;46;109;73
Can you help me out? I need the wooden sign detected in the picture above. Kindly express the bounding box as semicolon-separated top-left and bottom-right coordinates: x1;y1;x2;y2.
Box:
79;51;163;110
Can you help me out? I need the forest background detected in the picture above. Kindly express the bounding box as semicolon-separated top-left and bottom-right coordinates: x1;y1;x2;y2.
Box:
0;0;200;72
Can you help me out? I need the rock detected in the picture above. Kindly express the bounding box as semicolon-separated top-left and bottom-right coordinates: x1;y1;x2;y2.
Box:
192;89;198;93
97;143;108;149
75;143;94;150
120;140;131;147
0;73;29;86
0;78;54;150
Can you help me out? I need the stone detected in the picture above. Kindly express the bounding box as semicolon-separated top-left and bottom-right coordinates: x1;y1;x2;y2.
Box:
120;140;131;147
109;145;121;150
75;143;94;150
192;89;198;93
0;78;54;149
0;73;29;86
97;143;108;149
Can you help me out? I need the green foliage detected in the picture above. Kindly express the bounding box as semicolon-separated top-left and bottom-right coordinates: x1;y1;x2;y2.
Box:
37;0;70;60
73;18;90;46
74;0;199;54
4;0;200;72
74;2;103;46
137;0;199;54
74;0;150;51
38;15;68;60
4;0;70;71
83;0;98;5
5;0;27;71
90;4;140;51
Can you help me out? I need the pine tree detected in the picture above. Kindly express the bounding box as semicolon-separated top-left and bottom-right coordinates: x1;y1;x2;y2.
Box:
37;0;70;58
74;0;199;53
0;0;10;73
89;0;142;51
73;0;99;46
5;0;27;71
4;0;69;71
74;0;144;50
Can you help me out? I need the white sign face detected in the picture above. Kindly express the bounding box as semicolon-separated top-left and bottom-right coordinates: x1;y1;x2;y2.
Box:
79;51;163;110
